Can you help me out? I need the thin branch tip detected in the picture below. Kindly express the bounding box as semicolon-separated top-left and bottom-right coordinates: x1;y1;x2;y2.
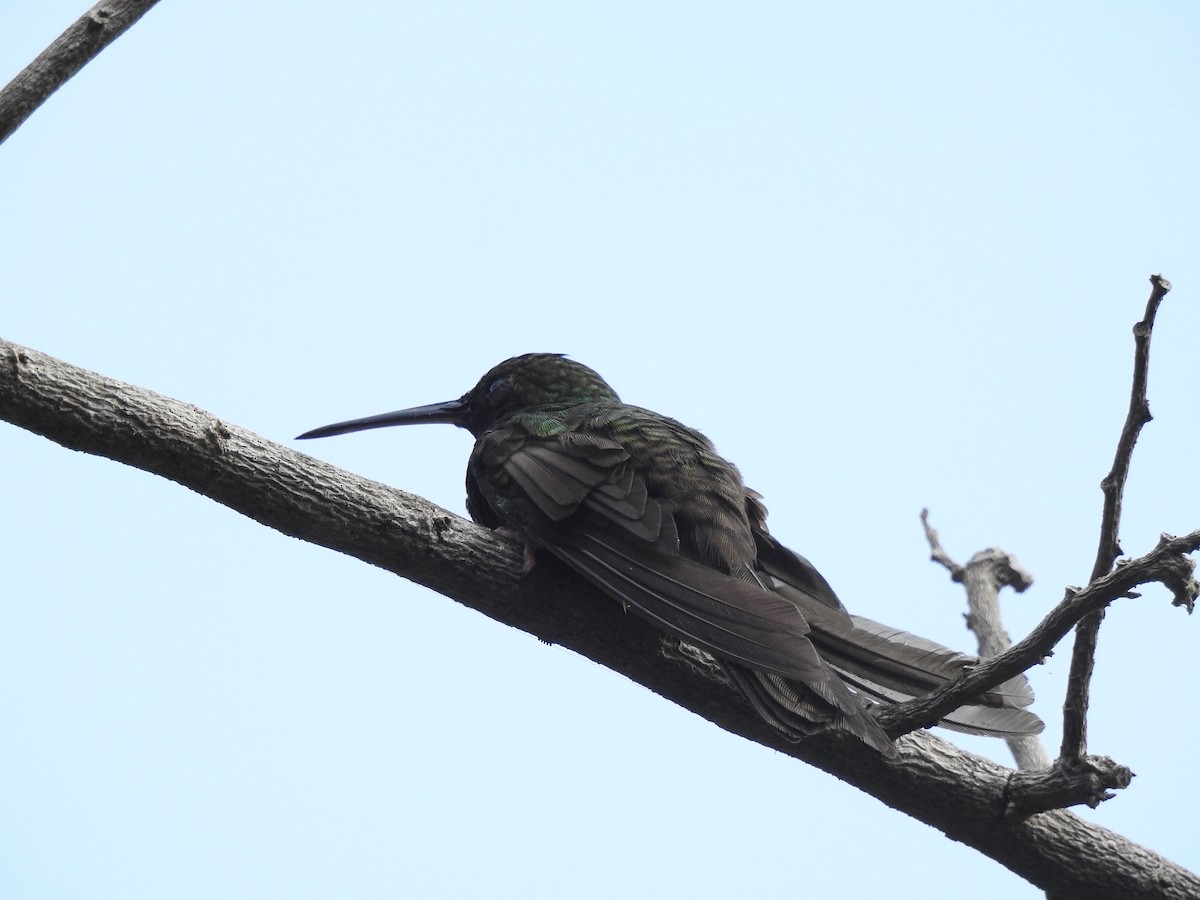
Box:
920;508;964;581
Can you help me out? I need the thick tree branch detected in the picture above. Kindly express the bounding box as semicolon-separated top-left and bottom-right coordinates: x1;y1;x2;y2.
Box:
3;336;1200;897
1062;274;1174;761
0;0;162;146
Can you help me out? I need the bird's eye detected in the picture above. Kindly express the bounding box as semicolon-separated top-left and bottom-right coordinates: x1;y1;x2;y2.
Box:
487;376;511;396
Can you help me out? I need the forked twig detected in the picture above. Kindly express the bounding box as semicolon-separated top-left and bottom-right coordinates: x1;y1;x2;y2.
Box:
881;528;1200;739
1061;274;1173;761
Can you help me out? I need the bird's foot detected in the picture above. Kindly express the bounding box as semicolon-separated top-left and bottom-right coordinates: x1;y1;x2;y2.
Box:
495;526;539;575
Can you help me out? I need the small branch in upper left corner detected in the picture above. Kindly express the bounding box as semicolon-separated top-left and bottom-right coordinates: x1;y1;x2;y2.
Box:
0;0;163;146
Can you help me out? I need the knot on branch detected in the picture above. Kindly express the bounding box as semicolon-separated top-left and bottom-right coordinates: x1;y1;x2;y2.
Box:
87;8;115;30
1005;755;1134;818
1151;533;1199;612
661;638;728;683
965;548;1034;593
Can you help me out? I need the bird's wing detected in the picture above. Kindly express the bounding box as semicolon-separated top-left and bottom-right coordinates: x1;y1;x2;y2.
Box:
748;535;854;619
750;507;851;617
485;430;1042;745
489;432;830;682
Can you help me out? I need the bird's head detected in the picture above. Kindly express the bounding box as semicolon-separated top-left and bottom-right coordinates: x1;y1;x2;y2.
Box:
296;353;621;441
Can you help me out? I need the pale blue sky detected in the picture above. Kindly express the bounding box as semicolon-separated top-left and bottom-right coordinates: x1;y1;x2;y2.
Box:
3;3;1198;898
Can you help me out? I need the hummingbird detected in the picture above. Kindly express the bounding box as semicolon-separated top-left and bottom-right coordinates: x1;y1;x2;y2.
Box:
298;353;1041;756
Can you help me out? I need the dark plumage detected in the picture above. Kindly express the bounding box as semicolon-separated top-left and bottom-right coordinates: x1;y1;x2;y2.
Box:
298;353;1042;756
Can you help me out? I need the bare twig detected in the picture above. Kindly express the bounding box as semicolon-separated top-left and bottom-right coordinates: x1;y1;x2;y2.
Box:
1061;274;1173;761
920;508;964;581
880;529;1200;736
0;0;162;146
921;511;1049;770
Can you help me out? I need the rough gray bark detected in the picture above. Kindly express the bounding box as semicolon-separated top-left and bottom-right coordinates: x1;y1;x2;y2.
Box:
3;336;1198;899
0;0;162;145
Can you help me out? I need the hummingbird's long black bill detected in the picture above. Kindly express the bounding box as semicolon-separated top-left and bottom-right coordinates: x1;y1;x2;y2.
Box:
296;398;467;440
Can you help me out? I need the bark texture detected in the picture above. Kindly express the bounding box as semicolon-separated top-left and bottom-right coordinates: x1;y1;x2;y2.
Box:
0;0;162;145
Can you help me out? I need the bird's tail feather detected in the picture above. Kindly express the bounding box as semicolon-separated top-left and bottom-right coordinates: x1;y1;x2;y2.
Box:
828;665;1043;737
813;613;1036;709
721;662;899;757
745;609;1044;741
